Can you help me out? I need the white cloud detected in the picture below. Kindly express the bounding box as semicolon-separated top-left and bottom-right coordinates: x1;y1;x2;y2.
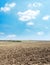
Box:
26;22;34;26
33;2;42;7
6;34;17;40
37;31;44;35
42;15;50;20
28;2;42;8
0;32;5;35
1;7;10;12
17;9;40;21
5;2;16;8
0;2;16;12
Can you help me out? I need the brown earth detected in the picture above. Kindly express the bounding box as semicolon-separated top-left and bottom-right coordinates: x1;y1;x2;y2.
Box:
0;41;50;65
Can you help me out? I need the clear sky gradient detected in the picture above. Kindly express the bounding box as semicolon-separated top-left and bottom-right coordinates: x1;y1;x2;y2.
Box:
0;0;50;40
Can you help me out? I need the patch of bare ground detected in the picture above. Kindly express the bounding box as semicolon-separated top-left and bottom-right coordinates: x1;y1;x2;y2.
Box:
0;41;50;65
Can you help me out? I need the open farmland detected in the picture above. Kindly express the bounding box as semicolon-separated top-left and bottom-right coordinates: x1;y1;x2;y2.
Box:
0;40;50;65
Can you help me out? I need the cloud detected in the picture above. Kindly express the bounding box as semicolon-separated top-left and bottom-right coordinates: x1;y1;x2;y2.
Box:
0;2;16;12
33;2;42;7
0;32;5;35
17;9;40;21
6;34;17;40
26;22;34;26
28;2;42;8
37;31;44;35
1;7;10;12
5;2;16;8
42;15;50;20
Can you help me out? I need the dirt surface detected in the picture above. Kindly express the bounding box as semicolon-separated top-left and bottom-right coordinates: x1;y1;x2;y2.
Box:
0;41;50;65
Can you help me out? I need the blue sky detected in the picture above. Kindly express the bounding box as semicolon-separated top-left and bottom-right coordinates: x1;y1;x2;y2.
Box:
0;0;50;40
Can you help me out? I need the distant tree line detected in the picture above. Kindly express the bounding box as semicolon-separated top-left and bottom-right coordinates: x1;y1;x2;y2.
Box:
0;40;22;42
